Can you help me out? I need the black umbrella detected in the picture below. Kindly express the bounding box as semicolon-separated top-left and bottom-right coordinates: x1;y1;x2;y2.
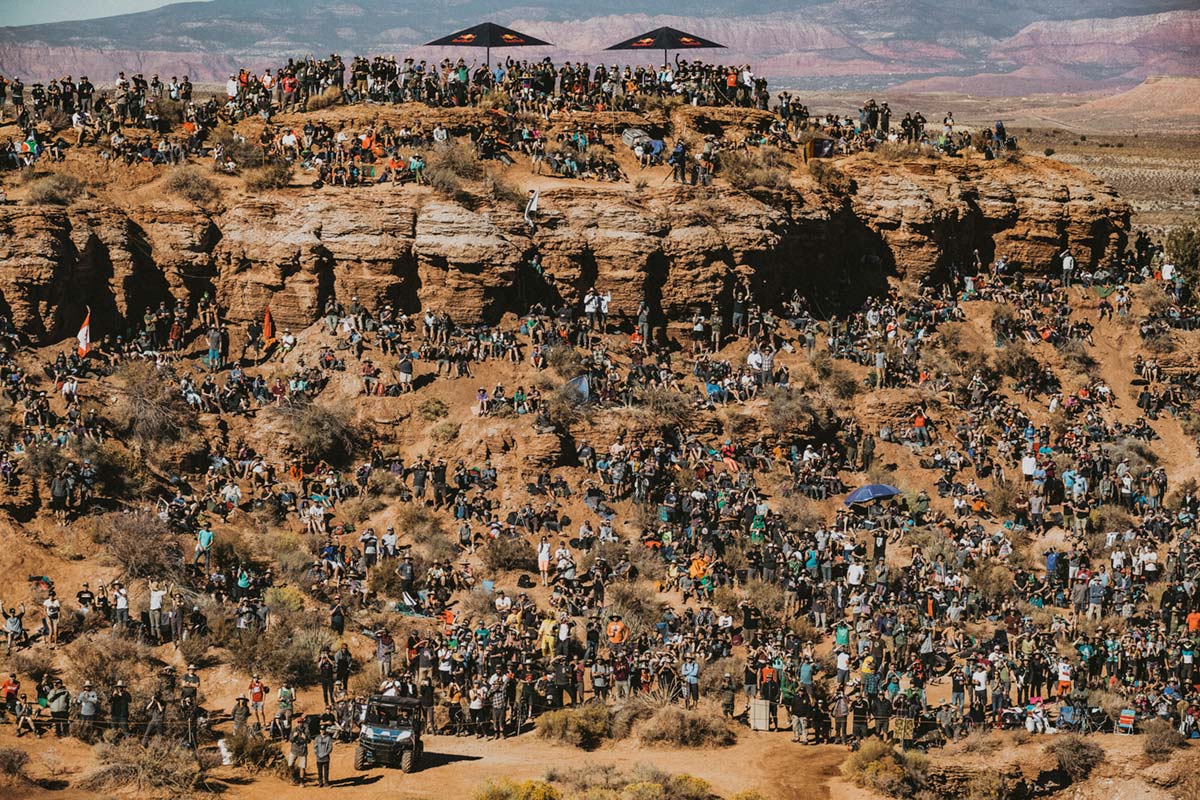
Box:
605;26;725;67
425;22;553;67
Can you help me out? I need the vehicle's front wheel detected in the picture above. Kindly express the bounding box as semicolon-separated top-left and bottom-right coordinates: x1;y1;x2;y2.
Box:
353;745;368;771
400;749;415;773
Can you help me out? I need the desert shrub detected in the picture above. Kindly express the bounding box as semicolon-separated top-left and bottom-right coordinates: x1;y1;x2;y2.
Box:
0;746;29;778
244;161;293;191
1142;718;1186;762
91;510;184;581
66;630;156;690
1143;331;1176;354
1166;219;1200;279
80;738;203;795
842;739;928;798
964;772;1012;800
431;421;461;444
271;401;362;466
776;494;824;531
960;729;999;754
227;606;331;685
21;439;66;481
1043;148;1055;157
223;732;281;768
418;397;450;421
968;563;1013;605
305;86;342;111
474;779;562;800
426;139;484;197
110;361;198;448
164;166;218;202
729;793;770;800
874;142;925;161
481;535;538;572
764;387;830;435
484;174;526;210
211;124;263;167
25;174;84;205
177;635;213;670
536;702;612;749
993;340;1038;379
7;649;60;683
808;160;854;194
720;147;790;191
632;386;693;431
1059;339;1098;375
809;350;859;399
1045;734;1104;781
636;701;735;747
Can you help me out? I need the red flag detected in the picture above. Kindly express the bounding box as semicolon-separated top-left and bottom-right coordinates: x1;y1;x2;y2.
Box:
77;307;91;358
263;306;276;346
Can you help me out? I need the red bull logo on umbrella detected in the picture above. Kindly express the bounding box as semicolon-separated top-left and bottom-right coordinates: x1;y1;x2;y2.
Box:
631;37;656;47
500;33;525;43
452;33;477;43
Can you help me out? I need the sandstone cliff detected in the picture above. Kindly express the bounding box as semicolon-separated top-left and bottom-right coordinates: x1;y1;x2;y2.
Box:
0;154;1128;340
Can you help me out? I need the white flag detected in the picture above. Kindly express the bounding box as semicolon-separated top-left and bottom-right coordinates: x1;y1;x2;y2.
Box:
77;307;91;358
524;189;539;226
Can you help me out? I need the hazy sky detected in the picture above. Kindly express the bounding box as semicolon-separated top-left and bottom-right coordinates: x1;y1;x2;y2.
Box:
2;1;191;26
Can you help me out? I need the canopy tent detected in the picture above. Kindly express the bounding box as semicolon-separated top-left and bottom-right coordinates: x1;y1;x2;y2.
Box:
843;484;901;506
605;26;725;67
425;22;552;67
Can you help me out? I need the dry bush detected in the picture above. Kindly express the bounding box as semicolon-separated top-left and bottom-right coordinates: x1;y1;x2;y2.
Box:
993;340;1038;379
1166;219;1200;279
244;161;293;191
431;421;460;444
90;510;185;581
964;772;1012;800
270;401;363;466
874;142;926;161
473;779;562;800
1045;734;1104;781
164;166;218;202
484;174;526;211
305;86;342;111
809;351;859;399
80;738;203;795
632;386;693;432
426;139;483;195
0;746;29;778
481;535;538;572
765;388;830;436
223;732;281;768
720;147;790;191
536;702;612;750
65;630;157;691
417;397;450;421
25;174;84;205
545;345;581;378
211;124;263;167
110;361;198;448
776;494;824;531
226;606;331;686
842;738;928;798
7;649;60;683
960;729;999;754
1142;718;1186;762
808;160;854;195
635;700;735;747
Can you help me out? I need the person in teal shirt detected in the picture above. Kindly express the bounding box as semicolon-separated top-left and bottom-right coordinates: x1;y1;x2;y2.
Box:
194;526;214;570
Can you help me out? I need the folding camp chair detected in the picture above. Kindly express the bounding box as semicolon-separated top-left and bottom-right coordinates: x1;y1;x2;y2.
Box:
1116;708;1136;735
1055;705;1078;732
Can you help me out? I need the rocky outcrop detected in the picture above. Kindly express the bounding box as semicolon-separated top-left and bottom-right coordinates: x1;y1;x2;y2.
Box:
0;154;1128;341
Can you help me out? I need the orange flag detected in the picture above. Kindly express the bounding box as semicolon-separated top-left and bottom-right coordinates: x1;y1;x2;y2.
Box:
77;307;91;358
263;306;277;346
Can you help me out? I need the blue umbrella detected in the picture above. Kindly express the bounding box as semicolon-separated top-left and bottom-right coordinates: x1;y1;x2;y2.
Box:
844;484;901;506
